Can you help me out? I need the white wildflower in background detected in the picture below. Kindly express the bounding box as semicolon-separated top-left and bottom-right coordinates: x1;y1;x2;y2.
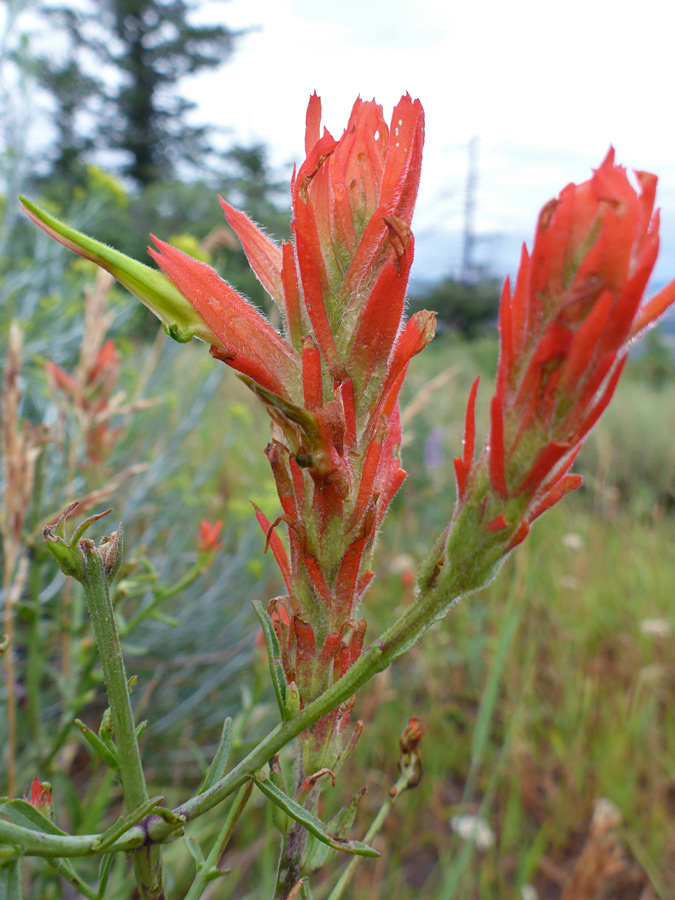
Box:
639;618;671;638
562;532;585;551
450;813;495;850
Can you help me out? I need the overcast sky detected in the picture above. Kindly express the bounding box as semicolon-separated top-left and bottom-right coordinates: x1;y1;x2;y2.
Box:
192;0;675;283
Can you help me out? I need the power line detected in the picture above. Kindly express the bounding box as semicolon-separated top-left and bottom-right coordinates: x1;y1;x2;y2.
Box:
461;135;479;283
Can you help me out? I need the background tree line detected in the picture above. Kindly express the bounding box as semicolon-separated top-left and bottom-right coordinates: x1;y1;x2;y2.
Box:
1;0;500;335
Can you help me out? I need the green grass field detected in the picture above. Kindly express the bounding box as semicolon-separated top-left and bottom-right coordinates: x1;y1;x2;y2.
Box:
2;302;674;898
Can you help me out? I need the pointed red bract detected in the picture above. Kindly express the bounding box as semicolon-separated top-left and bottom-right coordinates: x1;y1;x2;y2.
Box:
218;197;284;307
149;237;299;398
489;397;507;498
462;377;480;474
197;520;223;554
27;778;52;816
492;150;674;507
252;504;293;594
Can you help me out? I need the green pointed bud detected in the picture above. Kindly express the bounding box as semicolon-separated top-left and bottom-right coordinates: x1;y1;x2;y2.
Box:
268;757;291;835
284;681;301;719
18;197;221;347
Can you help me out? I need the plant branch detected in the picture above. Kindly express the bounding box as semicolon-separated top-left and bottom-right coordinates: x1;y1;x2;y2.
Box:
325;767;412;900
1;572;460;860
77;541;165;898
183;781;253;900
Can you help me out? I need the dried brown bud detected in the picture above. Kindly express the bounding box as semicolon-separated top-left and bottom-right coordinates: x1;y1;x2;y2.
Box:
399;716;427;754
383;214;413;261
397;716;428;791
99;529;122;580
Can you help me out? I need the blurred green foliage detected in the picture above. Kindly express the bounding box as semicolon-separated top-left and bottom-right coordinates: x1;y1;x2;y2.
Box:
1;152;291;346
2;257;673;896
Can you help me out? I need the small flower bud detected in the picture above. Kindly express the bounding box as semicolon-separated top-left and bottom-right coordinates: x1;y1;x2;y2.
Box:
26;777;52;818
43;502;123;586
397;716;427;791
197;520;223;555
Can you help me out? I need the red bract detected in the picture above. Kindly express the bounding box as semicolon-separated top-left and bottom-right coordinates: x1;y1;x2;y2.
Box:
148;237;300;398
454;149;675;550
46;339;122;464
197;520;223;554
26;777;52;815
147;95;428;766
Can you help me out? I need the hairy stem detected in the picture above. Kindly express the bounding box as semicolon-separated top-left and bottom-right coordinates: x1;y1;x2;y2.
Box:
79;547;164;899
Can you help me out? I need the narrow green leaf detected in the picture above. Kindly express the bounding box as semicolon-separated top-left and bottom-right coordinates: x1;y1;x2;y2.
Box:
200;716;233;794
268;757;291;835
251;601;288;719
304;787;367;872
0;857;22;900
98;709;115;754
75;719;120;769
97;853;115;899
90;796;163;851
46;857;98;900
237;377;320;440
152;807;186;827
203;866;227;884
150;611;180;627
251;775;378;858
80;769;116;835
0;799;67;836
184;835;205;871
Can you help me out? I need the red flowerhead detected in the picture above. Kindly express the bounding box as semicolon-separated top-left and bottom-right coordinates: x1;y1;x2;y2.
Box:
452;149;675;557
197;520;223;554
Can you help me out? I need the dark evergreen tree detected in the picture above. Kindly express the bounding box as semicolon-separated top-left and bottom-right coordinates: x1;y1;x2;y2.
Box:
33;0;239;186
36;60;104;185
107;0;238;185
409;274;501;338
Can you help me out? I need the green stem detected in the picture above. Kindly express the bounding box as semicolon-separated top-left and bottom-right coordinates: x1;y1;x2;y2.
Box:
120;560;204;635
183;782;253;900
0;576;457;860
326;768;411;900
79;548;164;899
273;782;315;900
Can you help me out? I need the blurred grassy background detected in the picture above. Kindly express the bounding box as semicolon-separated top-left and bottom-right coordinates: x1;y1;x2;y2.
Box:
2;244;675;899
302;337;675;900
4;5;674;892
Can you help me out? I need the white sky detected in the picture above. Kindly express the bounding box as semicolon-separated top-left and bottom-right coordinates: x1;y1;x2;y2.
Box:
193;0;675;282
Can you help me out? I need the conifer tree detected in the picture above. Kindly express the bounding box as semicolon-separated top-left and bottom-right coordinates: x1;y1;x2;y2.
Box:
35;0;238;186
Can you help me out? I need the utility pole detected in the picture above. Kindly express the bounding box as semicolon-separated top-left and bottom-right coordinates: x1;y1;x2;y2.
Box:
461;136;479;284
